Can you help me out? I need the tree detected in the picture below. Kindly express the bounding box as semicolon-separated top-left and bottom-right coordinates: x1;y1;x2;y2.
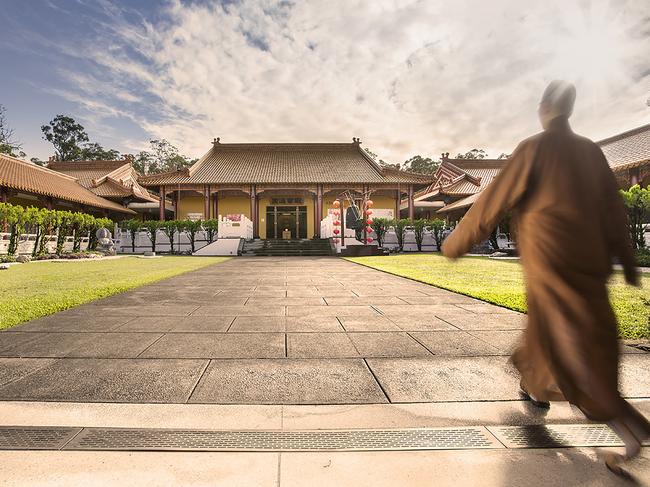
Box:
143;220;162;253
403;155;439;174
182;219;203;253
392;218;410;252
160;220;180;253
70;212;90;252
203;219;219;243
0;105;25;158
370;217;389;247
620;184;650;250
41;115;89;161
38;208;58;255
122;219;142;253
0;203;26;255
24;206;45;257
55;210;73;254
79;142;121;160
412;219;428;251
428;218;446;251
456;149;488;159
131;140;196;174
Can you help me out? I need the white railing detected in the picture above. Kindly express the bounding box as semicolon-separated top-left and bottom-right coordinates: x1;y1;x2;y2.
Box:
218;214;253;239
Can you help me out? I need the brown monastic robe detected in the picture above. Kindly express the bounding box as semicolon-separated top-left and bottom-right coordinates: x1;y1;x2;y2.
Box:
442;118;639;422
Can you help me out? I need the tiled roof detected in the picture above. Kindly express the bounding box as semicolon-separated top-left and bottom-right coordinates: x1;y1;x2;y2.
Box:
597;123;650;171
0;154;134;214
49;160;157;202
437;192;480;213
139;142;434;186
416;159;506;200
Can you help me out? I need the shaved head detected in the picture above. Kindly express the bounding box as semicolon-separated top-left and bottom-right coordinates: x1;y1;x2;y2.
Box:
538;80;577;129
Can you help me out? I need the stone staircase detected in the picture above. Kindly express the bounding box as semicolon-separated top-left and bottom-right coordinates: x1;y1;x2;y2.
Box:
242;239;334;256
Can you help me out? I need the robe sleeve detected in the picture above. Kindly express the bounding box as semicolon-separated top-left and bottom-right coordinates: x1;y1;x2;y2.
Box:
442;140;537;259
600;151;638;285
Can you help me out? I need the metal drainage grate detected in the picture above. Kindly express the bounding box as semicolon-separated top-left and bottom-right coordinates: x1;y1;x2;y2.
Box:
488;424;627;449
63;427;499;452
0;427;82;450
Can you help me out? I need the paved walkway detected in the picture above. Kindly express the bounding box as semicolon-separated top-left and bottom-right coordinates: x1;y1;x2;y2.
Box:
0;256;647;404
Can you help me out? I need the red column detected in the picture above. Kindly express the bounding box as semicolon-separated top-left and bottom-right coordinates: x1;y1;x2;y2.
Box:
395;188;400;220
316;184;323;238
204;185;210;220
250;185;258;238
0;186;7;203
159;186;166;220
408;185;415;220
213;191;219;220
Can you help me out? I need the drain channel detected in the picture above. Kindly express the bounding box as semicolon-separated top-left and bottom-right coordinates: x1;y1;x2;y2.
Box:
488;425;633;449
1;427;498;452
0;425;639;452
0;427;82;450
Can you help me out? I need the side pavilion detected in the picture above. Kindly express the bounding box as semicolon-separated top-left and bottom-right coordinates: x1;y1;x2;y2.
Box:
139;138;433;239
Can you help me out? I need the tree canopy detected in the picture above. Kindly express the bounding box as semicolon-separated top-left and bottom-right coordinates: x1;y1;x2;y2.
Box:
41;115;90;161
455;149;489;159
132;139;197;174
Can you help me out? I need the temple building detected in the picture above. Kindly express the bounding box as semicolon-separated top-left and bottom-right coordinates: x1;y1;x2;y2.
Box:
47;159;162;219
138;138;433;239
598;123;650;188
0;153;134;217
405;154;508;220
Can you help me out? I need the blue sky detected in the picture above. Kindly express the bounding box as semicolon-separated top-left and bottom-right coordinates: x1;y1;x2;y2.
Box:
1;0;649;163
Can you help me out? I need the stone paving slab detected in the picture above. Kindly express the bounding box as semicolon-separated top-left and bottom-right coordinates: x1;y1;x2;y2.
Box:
285;317;344;332
0;332;162;358
338;316;402;332
287;333;359;358
410;331;502;356
348;332;433;358
0;359;208;403
140;333;286;359
0;359;56;388
115;316;235;333
11;315;132;333
383;315;459;331
366;357;522;402
189;359;388;404
439;313;527;330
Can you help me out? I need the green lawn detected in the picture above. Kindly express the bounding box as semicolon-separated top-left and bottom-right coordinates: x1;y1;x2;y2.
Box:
0;256;229;330
346;254;650;340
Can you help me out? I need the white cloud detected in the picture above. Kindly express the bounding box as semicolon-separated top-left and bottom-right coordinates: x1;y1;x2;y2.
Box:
54;0;650;162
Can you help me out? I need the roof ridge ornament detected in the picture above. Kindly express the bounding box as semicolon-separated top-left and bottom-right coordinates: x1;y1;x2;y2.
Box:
352;137;362;145
213;137;221;145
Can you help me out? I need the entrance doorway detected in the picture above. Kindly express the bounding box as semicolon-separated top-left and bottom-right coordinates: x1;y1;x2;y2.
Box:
266;206;307;239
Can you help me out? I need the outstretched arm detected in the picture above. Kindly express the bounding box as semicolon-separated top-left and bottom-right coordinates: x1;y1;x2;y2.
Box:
442;140;537;259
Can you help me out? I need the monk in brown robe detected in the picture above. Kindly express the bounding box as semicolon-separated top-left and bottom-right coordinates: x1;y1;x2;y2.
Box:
442;80;649;475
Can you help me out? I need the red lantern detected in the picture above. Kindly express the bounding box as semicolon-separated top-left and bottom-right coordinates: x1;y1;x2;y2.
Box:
333;228;340;235
366;219;373;225
365;200;374;208
333;220;340;226
366;226;373;233
366;209;373;215
333;210;340;216
333;200;340;208
367;237;374;243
